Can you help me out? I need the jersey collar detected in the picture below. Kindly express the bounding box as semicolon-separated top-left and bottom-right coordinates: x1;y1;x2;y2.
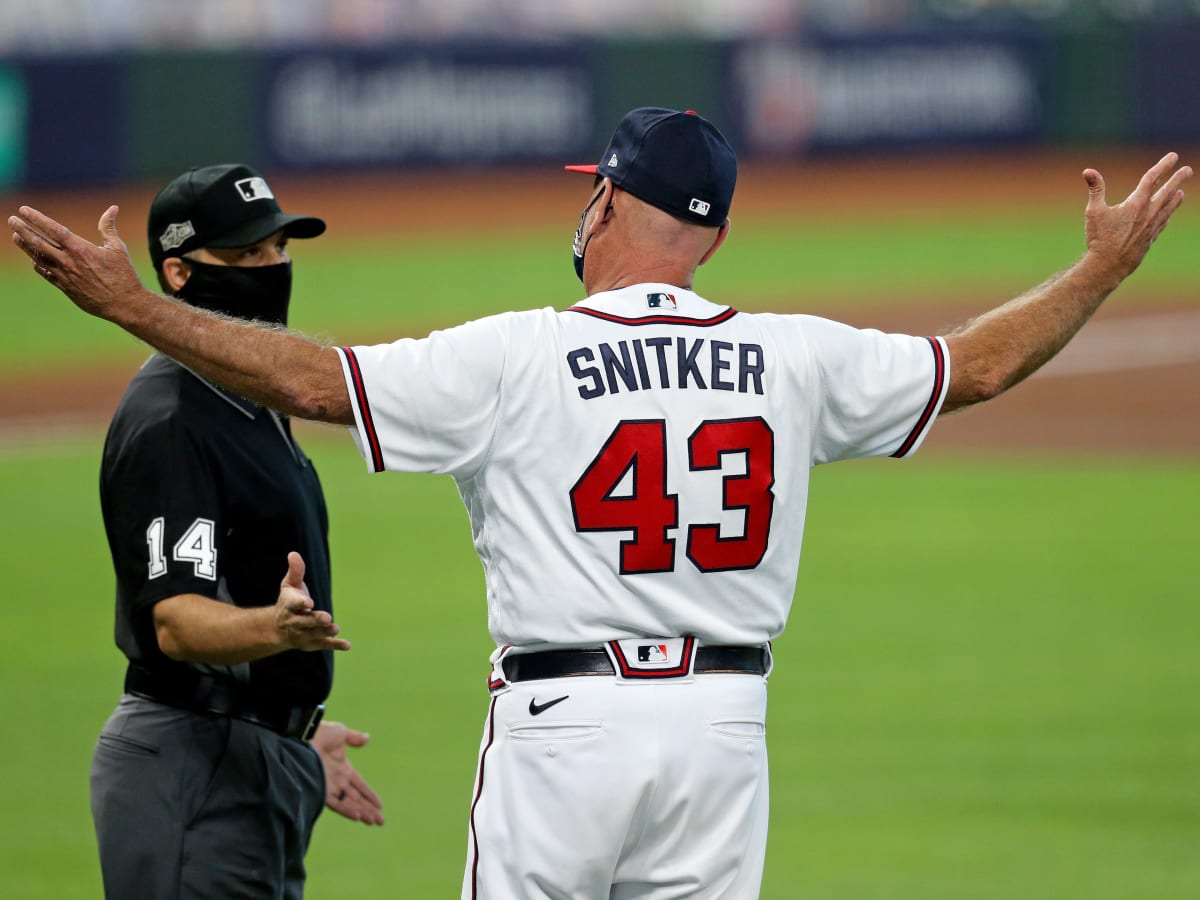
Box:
567;283;736;326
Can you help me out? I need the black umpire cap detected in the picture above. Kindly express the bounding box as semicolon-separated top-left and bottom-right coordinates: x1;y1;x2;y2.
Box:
147;163;326;271
565;107;737;227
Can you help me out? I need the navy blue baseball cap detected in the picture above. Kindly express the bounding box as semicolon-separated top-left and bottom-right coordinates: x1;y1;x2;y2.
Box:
147;163;325;270
566;107;736;227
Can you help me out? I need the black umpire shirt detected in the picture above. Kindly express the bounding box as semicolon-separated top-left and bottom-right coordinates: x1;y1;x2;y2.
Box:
100;353;333;708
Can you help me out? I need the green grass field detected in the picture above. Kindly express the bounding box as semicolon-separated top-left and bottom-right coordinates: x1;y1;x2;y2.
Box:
2;441;1197;898
1;198;1197;898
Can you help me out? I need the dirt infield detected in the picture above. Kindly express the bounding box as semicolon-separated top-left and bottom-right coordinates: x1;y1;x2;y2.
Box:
3;148;1197;455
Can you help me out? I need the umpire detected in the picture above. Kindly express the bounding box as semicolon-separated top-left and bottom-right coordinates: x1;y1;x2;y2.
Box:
90;164;382;900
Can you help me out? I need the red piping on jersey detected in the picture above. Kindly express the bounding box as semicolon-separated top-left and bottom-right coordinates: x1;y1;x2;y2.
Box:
339;347;385;473
469;697;497;898
487;645;511;692
891;337;946;459
567;306;739;327
607;636;696;678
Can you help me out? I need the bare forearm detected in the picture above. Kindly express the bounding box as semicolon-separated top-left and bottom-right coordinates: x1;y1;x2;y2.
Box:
154;594;286;665
112;288;352;424
7;204;352;424
941;252;1122;412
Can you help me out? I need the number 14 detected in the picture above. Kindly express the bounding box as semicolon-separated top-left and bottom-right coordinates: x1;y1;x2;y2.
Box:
146;516;218;580
569;417;775;574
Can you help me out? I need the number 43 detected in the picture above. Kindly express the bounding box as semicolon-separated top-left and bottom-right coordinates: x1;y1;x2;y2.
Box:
570;417;775;575
146;516;218;580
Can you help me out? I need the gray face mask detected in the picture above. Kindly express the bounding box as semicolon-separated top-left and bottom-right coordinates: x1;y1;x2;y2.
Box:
572;187;607;284
176;259;294;326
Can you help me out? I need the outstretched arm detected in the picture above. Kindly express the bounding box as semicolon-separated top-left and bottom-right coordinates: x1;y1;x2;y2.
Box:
153;552;351;664
8;205;353;424
940;152;1190;414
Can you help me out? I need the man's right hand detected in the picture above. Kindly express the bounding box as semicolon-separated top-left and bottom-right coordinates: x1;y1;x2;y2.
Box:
154;555;350;664
275;551;351;653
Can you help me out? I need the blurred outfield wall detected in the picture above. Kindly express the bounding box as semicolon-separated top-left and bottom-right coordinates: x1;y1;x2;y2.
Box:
1;19;1199;190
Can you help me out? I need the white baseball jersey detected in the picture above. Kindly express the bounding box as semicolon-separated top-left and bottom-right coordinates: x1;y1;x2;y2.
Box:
335;284;948;652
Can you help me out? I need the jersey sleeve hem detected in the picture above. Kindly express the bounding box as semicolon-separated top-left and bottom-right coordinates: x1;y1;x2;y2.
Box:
890;336;949;459
335;346;386;473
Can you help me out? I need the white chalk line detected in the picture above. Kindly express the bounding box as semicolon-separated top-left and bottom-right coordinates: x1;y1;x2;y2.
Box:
1035;311;1200;378
0;416;104;462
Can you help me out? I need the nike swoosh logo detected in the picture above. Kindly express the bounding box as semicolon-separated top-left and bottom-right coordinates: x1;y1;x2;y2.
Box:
528;695;569;716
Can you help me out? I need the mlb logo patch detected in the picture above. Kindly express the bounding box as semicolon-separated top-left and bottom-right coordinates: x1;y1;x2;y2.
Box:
159;221;196;252
235;177;275;202
638;644;670;663
688;198;711;216
646;293;676;310
608;637;695;680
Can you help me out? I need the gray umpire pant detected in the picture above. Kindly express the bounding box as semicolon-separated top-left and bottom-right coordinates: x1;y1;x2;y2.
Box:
90;694;325;899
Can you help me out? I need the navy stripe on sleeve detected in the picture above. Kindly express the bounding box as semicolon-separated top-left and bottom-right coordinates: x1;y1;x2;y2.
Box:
340;347;386;473
891;337;946;459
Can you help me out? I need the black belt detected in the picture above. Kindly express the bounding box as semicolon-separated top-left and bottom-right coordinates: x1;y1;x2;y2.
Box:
503;645;767;683
124;664;325;741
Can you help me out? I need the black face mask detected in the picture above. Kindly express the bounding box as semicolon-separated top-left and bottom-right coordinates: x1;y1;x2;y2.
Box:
572;187;607;284
175;260;294;326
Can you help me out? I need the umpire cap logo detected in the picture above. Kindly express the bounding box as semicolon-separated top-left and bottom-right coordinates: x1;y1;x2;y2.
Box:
235;176;275;202
159;221;196;252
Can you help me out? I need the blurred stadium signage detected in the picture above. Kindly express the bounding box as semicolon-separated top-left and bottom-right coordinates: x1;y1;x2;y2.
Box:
0;66;26;189
734;37;1043;153
5;21;1200;189
265;50;593;167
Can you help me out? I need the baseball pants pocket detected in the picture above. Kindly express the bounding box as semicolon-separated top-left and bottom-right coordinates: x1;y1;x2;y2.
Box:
707;718;766;741
95;730;160;757
506;721;605;743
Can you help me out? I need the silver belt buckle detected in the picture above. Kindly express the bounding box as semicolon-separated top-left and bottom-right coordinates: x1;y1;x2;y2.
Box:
301;704;325;741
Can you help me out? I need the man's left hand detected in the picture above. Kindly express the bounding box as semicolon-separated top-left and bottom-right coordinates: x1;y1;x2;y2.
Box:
10;205;144;320
310;720;385;826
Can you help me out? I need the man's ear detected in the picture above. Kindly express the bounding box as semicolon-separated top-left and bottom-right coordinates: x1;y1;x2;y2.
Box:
598;180;619;220
161;257;192;293
699;218;731;267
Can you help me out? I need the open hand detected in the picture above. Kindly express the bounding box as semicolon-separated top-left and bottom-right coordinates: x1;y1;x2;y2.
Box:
1082;152;1191;281
9;205;145;319
311;720;385;825
276;551;351;652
